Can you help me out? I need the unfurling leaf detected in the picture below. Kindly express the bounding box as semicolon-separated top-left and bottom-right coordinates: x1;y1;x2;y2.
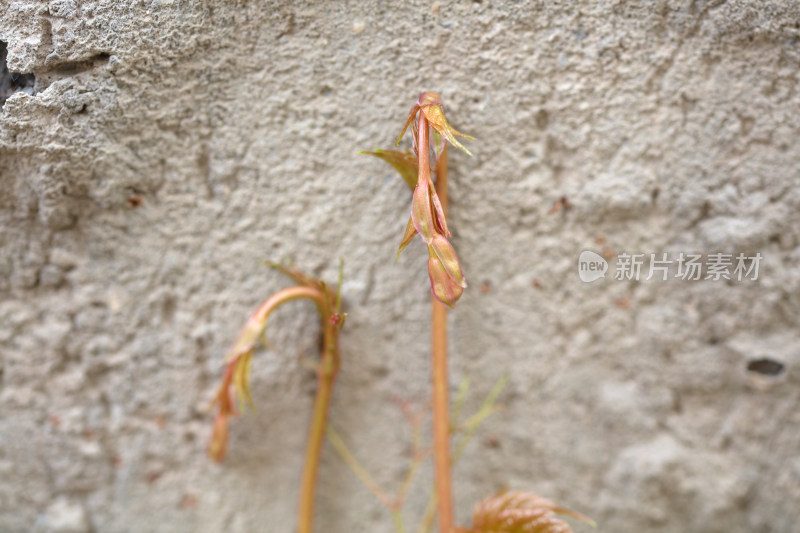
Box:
209;412;229;463
395;92;475;157
417;91;475;156
397;216;417;258
459;490;595;533
209;361;237;462
233;351;255;411
430;186;450;237
360;149;419;190
395;106;418;147
412;180;436;244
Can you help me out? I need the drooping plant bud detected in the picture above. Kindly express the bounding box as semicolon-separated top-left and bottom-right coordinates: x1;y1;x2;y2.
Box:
209;411;230;462
367;92;473;308
208;266;340;462
428;254;465;309
430;234;467;289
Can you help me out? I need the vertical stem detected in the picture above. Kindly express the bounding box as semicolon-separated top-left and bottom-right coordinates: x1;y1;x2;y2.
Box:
435;142;449;218
426;118;454;532
297;316;340;533
432;303;453;533
417;113;432;185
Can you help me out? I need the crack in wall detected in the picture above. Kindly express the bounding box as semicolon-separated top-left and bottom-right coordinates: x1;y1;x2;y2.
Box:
35;51;111;91
0;41;36;109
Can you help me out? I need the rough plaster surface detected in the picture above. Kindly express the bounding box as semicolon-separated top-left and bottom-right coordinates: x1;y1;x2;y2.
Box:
1;1;799;532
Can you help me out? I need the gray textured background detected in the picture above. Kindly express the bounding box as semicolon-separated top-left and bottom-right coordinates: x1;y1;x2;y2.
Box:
2;1;800;532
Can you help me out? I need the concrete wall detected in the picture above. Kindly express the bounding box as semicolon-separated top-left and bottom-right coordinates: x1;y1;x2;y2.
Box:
2;1;799;532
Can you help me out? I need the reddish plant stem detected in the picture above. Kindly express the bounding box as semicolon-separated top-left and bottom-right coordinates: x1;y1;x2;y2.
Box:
296;292;340;533
421;112;455;533
252;286;325;323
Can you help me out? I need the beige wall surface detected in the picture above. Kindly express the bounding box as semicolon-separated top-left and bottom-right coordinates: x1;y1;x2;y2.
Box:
1;1;799;532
